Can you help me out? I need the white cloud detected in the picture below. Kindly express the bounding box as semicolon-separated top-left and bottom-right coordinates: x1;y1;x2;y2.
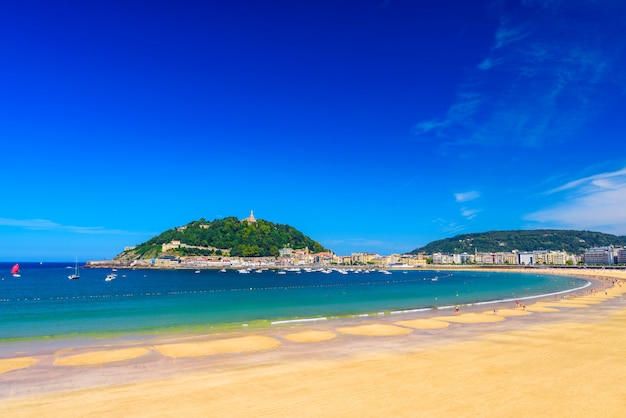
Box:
526;167;626;235
461;208;480;220
455;191;480;202
545;167;626;195
0;217;145;235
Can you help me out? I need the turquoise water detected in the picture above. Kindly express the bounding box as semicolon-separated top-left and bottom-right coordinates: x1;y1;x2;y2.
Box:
0;263;588;341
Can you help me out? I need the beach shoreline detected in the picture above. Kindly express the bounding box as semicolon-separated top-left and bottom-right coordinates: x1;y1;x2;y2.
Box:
1;267;625;416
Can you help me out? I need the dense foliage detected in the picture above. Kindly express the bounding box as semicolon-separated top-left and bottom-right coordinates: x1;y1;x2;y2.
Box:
411;229;626;255
117;217;327;259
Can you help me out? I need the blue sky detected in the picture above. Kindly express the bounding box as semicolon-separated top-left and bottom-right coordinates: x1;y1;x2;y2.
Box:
2;0;626;262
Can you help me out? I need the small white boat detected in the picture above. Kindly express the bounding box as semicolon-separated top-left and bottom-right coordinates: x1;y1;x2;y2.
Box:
68;257;80;280
238;269;250;274
105;274;116;281
195;270;200;274
219;268;227;273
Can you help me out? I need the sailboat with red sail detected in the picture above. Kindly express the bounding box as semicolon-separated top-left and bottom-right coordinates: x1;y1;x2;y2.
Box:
11;263;21;278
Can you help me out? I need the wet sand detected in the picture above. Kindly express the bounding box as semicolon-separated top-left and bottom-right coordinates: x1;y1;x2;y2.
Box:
1;268;625;417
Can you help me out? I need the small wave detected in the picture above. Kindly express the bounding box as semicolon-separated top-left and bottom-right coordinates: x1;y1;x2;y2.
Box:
271;317;328;325
470;281;591;306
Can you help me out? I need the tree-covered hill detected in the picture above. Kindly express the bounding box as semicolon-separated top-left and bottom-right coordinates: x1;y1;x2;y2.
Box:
410;229;626;255
115;216;328;260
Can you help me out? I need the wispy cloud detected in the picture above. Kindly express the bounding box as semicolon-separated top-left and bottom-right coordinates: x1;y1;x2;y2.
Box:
455;191;481;203
461;208;480;220
525;167;626;235
492;17;532;50
433;218;468;236
0;217;146;235
544;167;626;195
413;1;624;149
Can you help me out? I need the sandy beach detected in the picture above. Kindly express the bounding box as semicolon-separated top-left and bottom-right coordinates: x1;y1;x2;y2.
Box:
1;268;625;417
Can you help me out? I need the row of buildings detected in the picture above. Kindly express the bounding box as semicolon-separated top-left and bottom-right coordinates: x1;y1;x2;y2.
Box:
429;247;626;266
93;242;626;269
427;246;626;266
90;247;626;268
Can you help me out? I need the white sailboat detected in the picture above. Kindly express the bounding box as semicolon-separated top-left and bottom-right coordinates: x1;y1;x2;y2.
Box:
68;258;80;280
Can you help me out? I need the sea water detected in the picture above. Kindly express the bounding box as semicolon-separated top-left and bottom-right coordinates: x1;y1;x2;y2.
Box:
0;262;588;341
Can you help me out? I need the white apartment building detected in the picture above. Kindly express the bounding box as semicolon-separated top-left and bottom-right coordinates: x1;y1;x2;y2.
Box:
518;252;534;265
432;252;455;264
452;252;472;264
584;247;615;265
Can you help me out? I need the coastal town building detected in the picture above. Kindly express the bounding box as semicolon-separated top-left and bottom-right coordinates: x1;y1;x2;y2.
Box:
584;246;616;265
518;252;534;265
432;253;455;264
351;252;379;264
452;252;472;264
154;255;180;267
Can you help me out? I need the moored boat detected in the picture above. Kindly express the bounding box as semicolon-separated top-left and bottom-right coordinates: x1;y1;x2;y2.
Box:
68;258;80;280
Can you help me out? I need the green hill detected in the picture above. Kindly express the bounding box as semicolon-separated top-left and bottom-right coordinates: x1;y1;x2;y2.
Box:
115;216;328;260
410;229;626;255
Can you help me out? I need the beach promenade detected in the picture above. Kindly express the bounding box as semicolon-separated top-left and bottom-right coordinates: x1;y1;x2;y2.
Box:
1;268;625;417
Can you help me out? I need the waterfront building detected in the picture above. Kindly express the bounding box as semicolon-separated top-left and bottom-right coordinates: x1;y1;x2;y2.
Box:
584;247;615;265
545;251;568;265
452;252;472;264
351;252;379;264
154;255;180;267
401;254;428;267
432;253;455;264
518;252;534;265
501;252;519;265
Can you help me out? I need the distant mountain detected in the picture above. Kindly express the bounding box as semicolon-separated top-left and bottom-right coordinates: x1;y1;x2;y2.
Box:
410;230;626;255
115;216;328;260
